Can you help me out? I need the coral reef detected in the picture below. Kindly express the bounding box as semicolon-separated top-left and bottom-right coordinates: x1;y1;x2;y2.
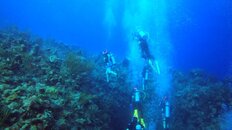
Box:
0;27;132;130
169;70;232;130
0;27;231;130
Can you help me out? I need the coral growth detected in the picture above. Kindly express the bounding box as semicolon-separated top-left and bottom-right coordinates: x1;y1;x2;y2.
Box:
170;70;232;130
0;27;231;130
0;27;132;130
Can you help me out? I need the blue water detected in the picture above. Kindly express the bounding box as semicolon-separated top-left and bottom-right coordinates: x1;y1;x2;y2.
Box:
168;0;232;77
0;0;231;77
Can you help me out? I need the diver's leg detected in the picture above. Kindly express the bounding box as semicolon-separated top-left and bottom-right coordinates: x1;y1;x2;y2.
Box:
142;78;145;90
108;68;117;76
148;59;154;70
106;68;110;82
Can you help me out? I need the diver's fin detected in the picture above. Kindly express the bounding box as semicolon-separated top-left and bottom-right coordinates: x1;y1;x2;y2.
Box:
155;60;161;74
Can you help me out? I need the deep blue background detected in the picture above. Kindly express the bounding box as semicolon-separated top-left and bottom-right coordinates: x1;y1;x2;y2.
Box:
168;0;232;77
0;0;231;77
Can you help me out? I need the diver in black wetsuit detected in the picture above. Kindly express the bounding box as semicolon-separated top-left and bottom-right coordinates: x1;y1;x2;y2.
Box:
133;29;160;90
139;37;154;61
133;30;154;61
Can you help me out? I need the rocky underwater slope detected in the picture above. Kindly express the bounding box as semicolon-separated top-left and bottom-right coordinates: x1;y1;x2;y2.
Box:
0;27;231;130
0;27;132;130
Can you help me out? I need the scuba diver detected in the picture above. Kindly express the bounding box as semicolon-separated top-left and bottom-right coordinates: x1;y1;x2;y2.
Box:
133;29;161;90
141;64;152;90
133;29;160;74
159;96;170;130
133;30;153;61
127;87;146;130
102;50;117;82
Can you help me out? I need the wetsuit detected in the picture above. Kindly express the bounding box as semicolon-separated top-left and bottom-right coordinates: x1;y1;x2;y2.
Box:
138;38;153;60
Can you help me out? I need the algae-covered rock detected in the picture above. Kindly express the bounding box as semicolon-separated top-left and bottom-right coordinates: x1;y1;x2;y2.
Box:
0;105;11;126
170;70;232;130
0;28;123;129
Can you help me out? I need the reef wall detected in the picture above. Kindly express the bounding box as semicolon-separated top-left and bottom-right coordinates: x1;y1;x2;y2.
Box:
0;27;231;130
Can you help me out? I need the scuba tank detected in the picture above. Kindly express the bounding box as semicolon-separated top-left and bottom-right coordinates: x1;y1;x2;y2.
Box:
162;98;170;130
109;53;116;65
145;69;149;80
165;101;170;118
135;89;140;102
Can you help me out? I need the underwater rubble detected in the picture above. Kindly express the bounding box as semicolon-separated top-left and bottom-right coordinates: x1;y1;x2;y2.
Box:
0;27;231;130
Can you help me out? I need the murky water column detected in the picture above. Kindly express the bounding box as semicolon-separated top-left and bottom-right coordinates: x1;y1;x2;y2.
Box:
123;0;172;129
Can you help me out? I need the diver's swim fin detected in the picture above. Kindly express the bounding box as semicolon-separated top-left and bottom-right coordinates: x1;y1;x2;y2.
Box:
155;60;161;74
